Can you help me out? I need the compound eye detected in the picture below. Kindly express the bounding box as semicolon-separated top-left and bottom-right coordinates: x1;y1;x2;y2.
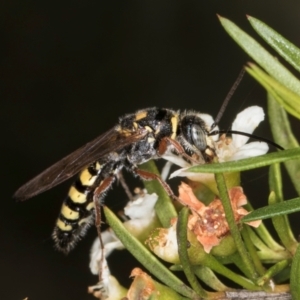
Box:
191;124;207;151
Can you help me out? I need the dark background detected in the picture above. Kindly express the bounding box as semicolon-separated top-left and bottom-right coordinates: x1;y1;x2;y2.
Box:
2;1;300;299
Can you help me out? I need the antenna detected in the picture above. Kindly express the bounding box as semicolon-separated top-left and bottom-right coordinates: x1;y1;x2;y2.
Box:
208;129;284;150
211;68;246;130
209;67;284;151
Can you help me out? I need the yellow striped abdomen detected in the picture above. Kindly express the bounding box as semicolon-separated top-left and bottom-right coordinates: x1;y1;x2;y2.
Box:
52;162;102;253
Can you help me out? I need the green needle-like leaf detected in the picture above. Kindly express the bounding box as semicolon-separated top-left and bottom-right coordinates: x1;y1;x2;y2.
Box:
268;94;299;149
268;163;297;252
177;207;207;298
246;64;300;119
268;94;300;195
242;197;300;222
291;244;300;300
256;260;290;287
241;227;266;278
219;15;300;96
215;173;258;281
193;266;228;292
248;16;300;73
188;148;300;173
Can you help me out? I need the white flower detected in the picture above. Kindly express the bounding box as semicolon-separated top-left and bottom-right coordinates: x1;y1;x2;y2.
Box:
89;189;158;274
170;106;269;181
89;190;158;274
124;189;157;220
216;106;269;162
89;232;127;299
145;220;180;264
88;189;159;298
89;230;123;275
123;190;158;238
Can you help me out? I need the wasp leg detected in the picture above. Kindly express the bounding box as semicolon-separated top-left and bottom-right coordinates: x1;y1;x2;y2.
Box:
158;137;201;164
93;175;116;283
117;171;134;201
93;176;115;233
133;167;185;206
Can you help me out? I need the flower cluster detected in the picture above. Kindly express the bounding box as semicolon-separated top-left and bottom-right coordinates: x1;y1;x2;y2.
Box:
88;106;271;299
88;190;159;299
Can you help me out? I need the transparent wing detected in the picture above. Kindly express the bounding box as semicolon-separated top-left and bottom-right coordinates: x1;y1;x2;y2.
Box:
14;127;147;201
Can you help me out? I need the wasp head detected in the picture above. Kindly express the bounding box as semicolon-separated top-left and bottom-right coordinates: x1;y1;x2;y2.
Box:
179;112;209;152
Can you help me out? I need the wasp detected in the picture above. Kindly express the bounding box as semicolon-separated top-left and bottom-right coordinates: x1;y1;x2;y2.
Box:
14;107;220;253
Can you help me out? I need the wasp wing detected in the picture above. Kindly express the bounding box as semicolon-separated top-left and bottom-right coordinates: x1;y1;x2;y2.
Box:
14;127;148;201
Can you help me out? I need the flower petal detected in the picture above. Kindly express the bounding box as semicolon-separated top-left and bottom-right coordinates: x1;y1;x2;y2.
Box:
196;235;220;253
199;113;219;141
162;152;191;168
170;167;213;181
161;161;173;181
178;182;205;211
124;191;157;219
232;106;265;148
88;276;127;300
169;167;190;179
228;186;247;207
146;223;180;264
229;141;269;161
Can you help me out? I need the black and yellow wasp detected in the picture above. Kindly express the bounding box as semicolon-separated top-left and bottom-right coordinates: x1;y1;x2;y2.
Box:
13;107;222;253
